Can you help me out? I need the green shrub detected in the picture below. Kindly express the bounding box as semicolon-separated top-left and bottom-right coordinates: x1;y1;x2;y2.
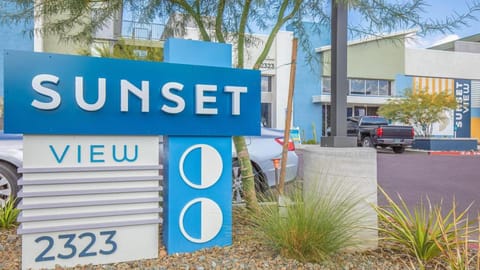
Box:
251;181;367;263
0;197;20;229
374;187;471;270
434;202;478;270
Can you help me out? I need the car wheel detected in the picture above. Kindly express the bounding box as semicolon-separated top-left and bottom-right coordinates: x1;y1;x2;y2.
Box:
392;146;405;154
0;162;19;207
232;160;268;203
362;137;374;147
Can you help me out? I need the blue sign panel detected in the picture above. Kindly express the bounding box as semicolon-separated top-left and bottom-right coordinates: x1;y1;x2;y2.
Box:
162;39;234;254
163;136;232;253
4;50;261;136
454;79;471;138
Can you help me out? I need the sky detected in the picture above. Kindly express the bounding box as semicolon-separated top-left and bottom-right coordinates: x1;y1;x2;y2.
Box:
407;0;480;48
125;0;480;48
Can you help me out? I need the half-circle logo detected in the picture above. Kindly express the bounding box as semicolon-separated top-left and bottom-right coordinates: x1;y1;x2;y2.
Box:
179;198;223;243
179;144;223;189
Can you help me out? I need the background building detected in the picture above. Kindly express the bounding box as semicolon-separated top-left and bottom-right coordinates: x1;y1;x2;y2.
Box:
292;27;480;142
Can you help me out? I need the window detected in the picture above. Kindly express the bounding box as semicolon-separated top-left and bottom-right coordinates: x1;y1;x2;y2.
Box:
354;106;366;116
322;77;331;94
261;103;272;127
350;79;365;95
261;76;272;92
133;49;147;58
261;76;273;127
322;77;391;96
367;107;378;116
379;80;389;96
365;80;378;95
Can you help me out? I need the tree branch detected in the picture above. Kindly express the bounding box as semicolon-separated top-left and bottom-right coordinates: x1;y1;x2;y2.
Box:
172;0;211;41
253;0;301;70
237;0;252;68
215;0;226;43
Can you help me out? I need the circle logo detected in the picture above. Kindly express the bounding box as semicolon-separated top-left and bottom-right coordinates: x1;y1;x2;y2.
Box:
179;144;223;189
179;198;223;243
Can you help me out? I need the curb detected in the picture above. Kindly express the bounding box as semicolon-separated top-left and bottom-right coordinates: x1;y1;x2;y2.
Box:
428;150;480;156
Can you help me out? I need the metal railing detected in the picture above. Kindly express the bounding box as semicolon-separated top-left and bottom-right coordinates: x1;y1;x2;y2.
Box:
121;20;165;41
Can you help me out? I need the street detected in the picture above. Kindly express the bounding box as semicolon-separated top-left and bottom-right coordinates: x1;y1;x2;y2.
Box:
377;150;480;218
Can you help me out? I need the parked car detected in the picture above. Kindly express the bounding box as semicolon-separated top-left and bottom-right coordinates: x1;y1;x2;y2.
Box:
0;128;298;205
232;127;299;203
0;132;23;206
347;116;415;153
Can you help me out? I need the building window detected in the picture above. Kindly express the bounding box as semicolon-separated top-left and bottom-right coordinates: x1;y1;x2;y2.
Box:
261;76;272;92
321;76;391;96
379;80;389;96
322;77;331;94
261;103;272;127
365;80;378;95
350;79;365;95
261;75;273;127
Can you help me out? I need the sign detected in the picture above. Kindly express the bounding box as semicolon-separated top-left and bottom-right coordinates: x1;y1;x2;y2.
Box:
162;39;233;254
19;135;161;270
4;39;260;268
4;50;261;136
454;79;471;138
163;136;231;253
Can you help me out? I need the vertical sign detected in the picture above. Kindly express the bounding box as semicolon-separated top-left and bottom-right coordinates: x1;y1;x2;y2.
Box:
163;137;232;253
162;39;235;254
454;79;471;138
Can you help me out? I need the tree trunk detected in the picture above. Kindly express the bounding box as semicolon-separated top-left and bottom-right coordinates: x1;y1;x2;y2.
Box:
232;135;259;212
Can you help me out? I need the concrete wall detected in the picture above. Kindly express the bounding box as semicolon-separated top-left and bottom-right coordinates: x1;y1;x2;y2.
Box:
405;48;480;80
299;145;378;250
321;37;405;80
273;32;293;129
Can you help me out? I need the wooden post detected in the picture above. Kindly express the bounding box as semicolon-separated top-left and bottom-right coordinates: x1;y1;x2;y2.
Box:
278;38;298;195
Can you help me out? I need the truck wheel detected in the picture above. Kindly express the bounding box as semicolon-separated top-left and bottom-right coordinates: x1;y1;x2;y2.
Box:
0;162;19;207
392;146;405;154
362;137;374;147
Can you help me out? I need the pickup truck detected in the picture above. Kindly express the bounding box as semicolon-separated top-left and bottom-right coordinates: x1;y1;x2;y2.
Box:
347;116;414;153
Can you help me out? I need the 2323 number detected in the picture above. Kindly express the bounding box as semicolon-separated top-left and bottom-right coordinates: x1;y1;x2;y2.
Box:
35;230;117;262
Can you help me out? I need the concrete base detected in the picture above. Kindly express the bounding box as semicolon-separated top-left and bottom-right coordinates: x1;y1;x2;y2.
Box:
298;146;378;251
321;136;357;147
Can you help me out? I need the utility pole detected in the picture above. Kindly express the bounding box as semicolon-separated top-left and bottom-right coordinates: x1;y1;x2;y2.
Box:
321;0;356;147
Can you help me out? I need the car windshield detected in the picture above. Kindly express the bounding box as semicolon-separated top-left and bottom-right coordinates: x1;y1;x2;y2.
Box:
361;117;388;126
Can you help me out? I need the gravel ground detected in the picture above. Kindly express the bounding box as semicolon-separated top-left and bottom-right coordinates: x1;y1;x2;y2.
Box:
0;207;467;270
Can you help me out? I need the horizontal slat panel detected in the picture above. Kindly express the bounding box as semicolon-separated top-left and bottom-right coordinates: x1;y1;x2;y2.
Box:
19;187;162;198
18;197;162;210
18;218;162;235
18;164;162;173
18;208;163;222
18;175;163;185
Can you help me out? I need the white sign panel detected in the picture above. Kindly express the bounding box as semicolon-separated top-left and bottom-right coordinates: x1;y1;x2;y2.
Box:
19;135;161;270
